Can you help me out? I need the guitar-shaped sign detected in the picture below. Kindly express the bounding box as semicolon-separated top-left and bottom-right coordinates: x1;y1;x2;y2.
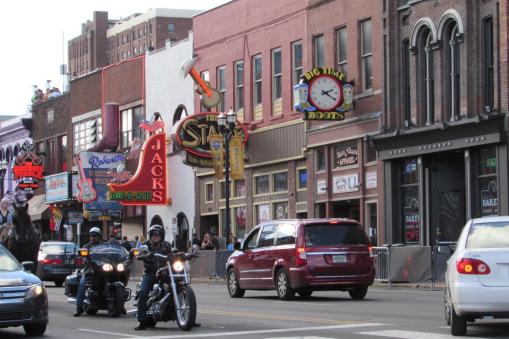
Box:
75;155;97;203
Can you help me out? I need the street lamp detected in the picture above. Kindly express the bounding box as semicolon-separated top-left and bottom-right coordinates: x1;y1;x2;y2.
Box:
217;109;237;250
0;160;7;199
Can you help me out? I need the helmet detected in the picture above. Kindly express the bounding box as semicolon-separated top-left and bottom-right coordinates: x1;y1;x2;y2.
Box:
89;227;102;237
148;224;165;239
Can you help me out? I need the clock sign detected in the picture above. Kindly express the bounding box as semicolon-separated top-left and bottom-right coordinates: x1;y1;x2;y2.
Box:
293;67;353;121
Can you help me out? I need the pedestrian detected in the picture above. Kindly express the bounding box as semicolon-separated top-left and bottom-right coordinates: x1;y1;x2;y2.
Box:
138;234;145;247
192;233;201;252
226;233;238;251
201;232;215;250
121;236;132;251
0;197;13;226
134;235;141;248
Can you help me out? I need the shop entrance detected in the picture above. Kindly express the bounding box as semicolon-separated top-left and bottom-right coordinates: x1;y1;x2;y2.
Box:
331;199;360;221
427;152;465;244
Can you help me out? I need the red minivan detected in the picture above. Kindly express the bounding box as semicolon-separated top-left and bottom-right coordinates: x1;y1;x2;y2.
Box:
226;219;375;300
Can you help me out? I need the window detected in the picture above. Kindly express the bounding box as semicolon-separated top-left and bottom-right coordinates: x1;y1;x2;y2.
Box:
258;225;277;247
445;21;460;121
365;140;377;163
252;54;263;109
271;48;282;105
217;66;226;112
478;146;498;217
205;183;214;202
143;26;146;36
234;206;247;239
313;35;324;67
336;27;348;78
304;224;368;246
121;106;145;148
273;172;288;192
244;228;260;250
255;175;269;195
59;135;67;172
220;181;232;200
234;179;245;197
418;29;434;125
46;139;56;175
234;60;244;116
168;23;175;32
200;71;210;112
297;168;307;190
334;142;358;167
360;19;373;91
466;222;509;249
276;223;296;245
401;158;419;244
73;117;102;154
366;202;377;245
122;35;126;44
273;202;288;220
483;17;494;111
316;148;326;171
292;41;303;86
47;110;54;124
138;29;141;38
256;204;271;224
402;39;411;125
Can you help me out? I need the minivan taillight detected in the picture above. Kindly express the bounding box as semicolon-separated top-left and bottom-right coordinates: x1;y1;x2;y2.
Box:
456;258;491;275
295;247;307;266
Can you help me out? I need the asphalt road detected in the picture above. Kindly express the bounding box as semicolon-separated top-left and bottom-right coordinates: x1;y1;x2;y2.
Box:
1;282;509;339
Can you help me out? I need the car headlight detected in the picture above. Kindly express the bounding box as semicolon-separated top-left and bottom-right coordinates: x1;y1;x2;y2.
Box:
172;260;184;272
117;263;125;272
26;284;44;299
102;263;113;272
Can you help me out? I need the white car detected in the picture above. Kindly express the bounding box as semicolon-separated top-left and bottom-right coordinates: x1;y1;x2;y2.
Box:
441;216;509;336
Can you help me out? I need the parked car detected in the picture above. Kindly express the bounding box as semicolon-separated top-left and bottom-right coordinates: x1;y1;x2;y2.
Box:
0;244;48;336
36;241;84;286
226;219;375;300
442;216;509;336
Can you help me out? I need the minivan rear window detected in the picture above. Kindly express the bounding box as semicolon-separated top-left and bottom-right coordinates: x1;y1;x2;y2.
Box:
304;223;368;246
466;222;509;249
41;243;77;254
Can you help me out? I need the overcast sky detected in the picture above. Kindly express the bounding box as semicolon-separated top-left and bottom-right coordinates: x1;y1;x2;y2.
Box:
0;0;229;117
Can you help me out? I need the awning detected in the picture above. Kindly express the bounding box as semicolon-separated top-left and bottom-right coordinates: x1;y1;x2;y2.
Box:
28;194;49;221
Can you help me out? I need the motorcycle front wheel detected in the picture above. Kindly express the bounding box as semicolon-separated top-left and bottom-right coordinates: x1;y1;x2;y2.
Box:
176;285;197;331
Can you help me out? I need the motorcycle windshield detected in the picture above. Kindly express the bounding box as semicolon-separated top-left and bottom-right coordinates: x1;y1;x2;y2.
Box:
88;243;129;264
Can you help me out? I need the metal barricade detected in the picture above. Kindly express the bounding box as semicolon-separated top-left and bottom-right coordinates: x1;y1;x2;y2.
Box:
372;246;391;288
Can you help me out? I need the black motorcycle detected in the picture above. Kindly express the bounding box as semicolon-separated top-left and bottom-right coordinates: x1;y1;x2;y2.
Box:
134;247;197;331
65;243;132;317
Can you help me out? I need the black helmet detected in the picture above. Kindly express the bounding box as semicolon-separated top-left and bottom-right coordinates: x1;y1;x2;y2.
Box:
89;227;102;237
148;224;165;239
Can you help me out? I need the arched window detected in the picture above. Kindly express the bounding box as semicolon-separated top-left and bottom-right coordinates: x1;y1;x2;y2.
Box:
444;21;460;120
417;28;434;126
13;144;20;158
5;147;12;163
402;39;411;126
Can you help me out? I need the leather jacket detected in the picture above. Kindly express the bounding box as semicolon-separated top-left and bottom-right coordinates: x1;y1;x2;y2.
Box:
141;240;172;274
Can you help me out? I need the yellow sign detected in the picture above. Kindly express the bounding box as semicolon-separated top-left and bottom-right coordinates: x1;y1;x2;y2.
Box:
208;134;224;179
230;135;245;180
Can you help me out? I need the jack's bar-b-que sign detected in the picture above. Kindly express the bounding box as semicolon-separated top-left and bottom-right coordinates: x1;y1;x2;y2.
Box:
176;112;248;168
108;132;168;205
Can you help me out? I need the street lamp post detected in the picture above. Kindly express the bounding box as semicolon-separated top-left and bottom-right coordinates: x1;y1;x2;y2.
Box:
217;109;237;250
0;160;7;199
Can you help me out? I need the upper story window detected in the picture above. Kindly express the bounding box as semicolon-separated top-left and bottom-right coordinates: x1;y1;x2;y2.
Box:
417;27;434;126
252;54;263;120
217;66;226;112
336;27;348;78
168;23;175;32
402;39;411;126
234;60;244;117
121;106;145;148
313;35;324;68
73;117;102;154
360;19;373;91
200;70;210;112
444;20;460;121
292;41;303;86
483;17;494;111
272;48;282;116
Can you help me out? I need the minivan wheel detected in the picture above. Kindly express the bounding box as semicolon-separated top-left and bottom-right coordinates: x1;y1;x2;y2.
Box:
276;269;295;300
297;288;313;299
450;305;467;336
348;286;368;300
227;269;245;298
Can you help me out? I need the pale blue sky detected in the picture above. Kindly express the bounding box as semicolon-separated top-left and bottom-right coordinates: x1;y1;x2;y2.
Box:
0;0;230;116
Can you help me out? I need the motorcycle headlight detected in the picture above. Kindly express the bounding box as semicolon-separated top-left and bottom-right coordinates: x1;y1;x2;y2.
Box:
172;260;184;272
117;263;125;272
102;263;113;272
26;284;44;299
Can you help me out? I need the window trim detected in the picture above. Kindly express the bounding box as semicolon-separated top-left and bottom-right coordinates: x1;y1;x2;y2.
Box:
204;182;214;203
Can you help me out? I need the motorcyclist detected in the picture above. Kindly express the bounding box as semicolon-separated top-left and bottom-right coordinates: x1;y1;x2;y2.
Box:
135;224;172;330
74;227;103;317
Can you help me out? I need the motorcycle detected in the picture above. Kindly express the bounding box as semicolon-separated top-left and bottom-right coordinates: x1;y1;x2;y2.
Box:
64;243;132;317
134;247;197;331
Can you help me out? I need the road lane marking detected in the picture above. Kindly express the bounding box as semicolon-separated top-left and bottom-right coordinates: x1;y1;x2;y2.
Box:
199;308;364;325
120;322;386;339
357;330;490;339
78;329;139;337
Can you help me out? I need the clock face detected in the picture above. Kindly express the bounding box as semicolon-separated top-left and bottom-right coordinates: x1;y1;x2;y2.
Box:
309;75;342;110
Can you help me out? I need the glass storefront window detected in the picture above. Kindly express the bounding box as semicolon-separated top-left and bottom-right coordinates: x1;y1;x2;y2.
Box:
401;159;418;185
273;202;288;220
478;146;498;217
401;158;419;244
235;206;246;239
256;204;270;224
234;180;245;197
478;146;497;175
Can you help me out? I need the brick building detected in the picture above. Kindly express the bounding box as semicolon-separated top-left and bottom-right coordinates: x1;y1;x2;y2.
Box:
68;8;198;78
373;0;509;250
192;0;384;243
